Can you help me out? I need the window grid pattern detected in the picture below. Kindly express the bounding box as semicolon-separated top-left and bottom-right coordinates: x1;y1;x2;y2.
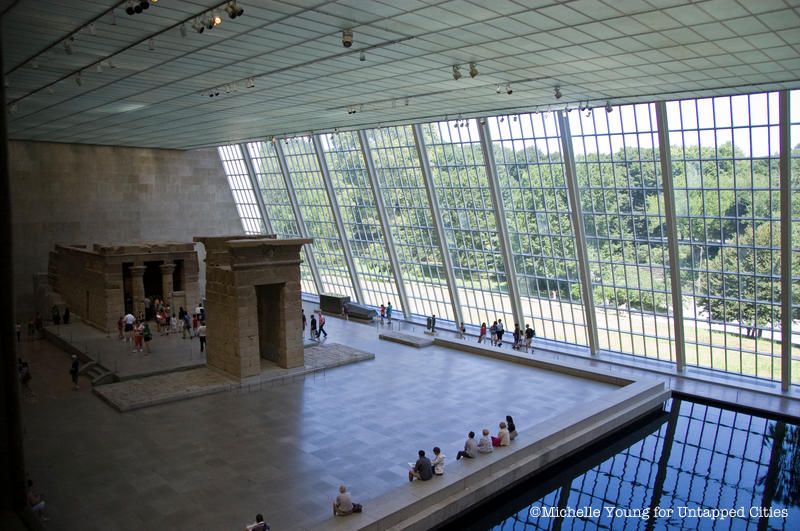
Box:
245;141;316;294
365;126;453;320
570;103;675;361
217;145;265;235
790;89;800;384
320;132;400;308
495;400;797;530
668;93;783;381
281;137;356;299
421;120;513;329
490;112;589;346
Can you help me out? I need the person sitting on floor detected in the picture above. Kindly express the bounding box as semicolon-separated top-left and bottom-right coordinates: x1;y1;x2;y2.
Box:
491;421;511;447
478;428;493;454
456;431;478;460
408;449;433;481
431;446;445;476
245;513;269;531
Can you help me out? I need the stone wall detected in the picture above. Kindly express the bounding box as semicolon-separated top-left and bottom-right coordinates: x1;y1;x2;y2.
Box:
9;140;244;317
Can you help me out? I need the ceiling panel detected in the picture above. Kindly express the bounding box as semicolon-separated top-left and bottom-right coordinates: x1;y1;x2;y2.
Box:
3;0;800;149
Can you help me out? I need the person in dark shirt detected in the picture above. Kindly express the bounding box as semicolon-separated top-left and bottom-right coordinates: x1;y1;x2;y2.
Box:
70;355;80;390
408;450;433;482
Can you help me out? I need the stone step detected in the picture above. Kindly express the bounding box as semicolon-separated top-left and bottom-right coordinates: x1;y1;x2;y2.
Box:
379;331;434;348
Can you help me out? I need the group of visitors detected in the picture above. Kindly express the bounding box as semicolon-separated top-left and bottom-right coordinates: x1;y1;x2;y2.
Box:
456;416;517;460
51;305;70;326
117;302;206;354
478;321;535;351
379;302;394;323
303;309;328;340
408;447;446;481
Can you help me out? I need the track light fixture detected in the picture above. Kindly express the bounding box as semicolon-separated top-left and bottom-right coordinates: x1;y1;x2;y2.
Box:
452;64;462;80
585;108;592;117
342;29;354;48
505;83;512;95
63;38;73;55
469;63;478;78
126;1;152;15
347;106;357;115
554;86;562;99
192;18;204;33
180;23;187;37
359;51;366;62
225;1;244;19
605;101;613;113
495;84;501;94
75;72;82;86
148;38;155;51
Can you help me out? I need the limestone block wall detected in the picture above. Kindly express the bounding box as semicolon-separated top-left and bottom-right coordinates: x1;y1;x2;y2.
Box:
48;246;107;329
9;140;244;316
204;266;241;377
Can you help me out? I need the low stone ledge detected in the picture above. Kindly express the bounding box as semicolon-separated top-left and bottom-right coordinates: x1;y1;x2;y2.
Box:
379;331;434;348
315;380;668;531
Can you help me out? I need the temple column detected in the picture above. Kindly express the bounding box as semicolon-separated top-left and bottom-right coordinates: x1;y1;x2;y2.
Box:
130;265;146;318
160;263;176;305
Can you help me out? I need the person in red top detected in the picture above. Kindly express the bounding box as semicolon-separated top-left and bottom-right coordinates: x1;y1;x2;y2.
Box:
478;322;487;343
316;312;327;339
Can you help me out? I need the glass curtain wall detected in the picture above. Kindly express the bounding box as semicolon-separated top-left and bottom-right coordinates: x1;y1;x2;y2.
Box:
364;126;453;319
570;103;674;361
489;112;589;346
667;93;785;381
245;141;316;294
280;137;356;299
420;120;513;327
217;145;265;235
319;131;400;307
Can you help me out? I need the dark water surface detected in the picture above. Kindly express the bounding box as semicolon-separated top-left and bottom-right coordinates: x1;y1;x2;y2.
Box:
440;399;800;530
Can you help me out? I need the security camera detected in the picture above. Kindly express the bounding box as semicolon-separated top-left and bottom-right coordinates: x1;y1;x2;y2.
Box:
342;29;354;48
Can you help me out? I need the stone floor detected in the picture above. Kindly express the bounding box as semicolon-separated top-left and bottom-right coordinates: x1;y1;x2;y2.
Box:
17;301;618;531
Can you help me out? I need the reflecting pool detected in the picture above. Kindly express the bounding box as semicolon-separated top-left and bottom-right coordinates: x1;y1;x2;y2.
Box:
440;399;800;530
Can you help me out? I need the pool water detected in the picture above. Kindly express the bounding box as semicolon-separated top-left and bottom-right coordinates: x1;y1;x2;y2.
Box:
439;398;800;530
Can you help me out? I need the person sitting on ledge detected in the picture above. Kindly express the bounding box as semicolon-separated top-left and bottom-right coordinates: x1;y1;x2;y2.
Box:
431;446;445;476
478;429;493;454
456;431;478;460
332;484;364;515
245;513;269;531
491;421;510;447
506;415;518;440
408;449;433;482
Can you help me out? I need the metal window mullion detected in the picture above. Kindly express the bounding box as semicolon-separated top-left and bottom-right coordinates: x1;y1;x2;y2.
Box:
239;143;274;235
275;140;324;294
311;135;364;303
556;111;600;355
779;91;792;392
412;123;464;326
358;130;411;315
478;118;525;328
656;102;687;372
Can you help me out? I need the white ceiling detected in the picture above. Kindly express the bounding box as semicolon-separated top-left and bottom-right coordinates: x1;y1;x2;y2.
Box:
3;0;800;149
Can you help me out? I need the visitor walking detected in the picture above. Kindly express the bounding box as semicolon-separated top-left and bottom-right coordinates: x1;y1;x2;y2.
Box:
317;312;327;339
302;309;306;333
524;324;534;352
70;355;80;390
198;321;207;352
133;321;144;352
310;314;317;340
143;323;153;354
496;319;505;347
63;307;70;325
380;303;386;323
478;322;486;343
124;312;135;342
386;302;393;322
490;321;498;346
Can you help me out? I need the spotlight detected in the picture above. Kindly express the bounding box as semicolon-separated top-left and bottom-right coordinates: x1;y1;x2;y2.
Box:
505;83;512;95
495;84;501;94
246;78;255;88
342;29;353;48
148;38;155;51
513;115;518;122
469;63;478;78
452;64;462;80
192;19;204;33
359;51;366;62
180;23;187;37
213;12;222;26
205;16;215;30
500;116;505;123
226;1;244;19
88;23;96;36
126;1;135;15
605;101;613;113
134;2;142;14
96;63;102;73
140;1;150;11
75;72;82;86
64;38;73;55
585;108;592;117
554;86;562;99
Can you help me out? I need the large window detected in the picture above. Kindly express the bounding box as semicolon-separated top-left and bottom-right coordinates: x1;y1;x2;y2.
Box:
246;141;316;294
490;112;589;346
280;137;355;299
421;120;513;328
790;89;800;384
570;103;674;361
364;126;453;319
217;145;265;235
320;131;400;308
667;93;785;381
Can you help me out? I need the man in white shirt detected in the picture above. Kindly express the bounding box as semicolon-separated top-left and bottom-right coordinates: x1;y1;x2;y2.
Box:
197;322;207;353
123;313;135;342
333;485;353;516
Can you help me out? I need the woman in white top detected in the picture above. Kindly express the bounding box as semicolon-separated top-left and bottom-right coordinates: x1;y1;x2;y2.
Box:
492;422;510;447
478;429;493;453
430;446;445;475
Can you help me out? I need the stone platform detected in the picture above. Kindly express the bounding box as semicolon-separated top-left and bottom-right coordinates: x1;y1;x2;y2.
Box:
379;331;434;348
94;343;374;412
